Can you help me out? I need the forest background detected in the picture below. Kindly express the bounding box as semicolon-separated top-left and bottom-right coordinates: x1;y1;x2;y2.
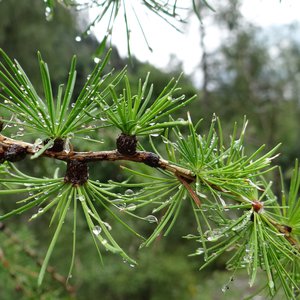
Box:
1;0;300;299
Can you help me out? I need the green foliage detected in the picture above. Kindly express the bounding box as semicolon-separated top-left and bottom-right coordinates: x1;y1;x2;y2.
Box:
282;160;300;232
0;48;300;297
0;161;144;285
98;73;195;135
0;49;120;145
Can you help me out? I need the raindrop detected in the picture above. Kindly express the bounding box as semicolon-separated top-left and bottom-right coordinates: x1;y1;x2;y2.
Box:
34;138;43;146
232;213;251;231
112;198;122;203
116;203;126;211
145;215;158;224
76;195;85;202
269;280;275;290
125;189;134;196
102;221;112;231
195;248;205;255
92;225;102;236
94;57;101;64
126;204;136;211
129;264;135;268
221;285;229;293
150;133;160;137
205;229;223;242
75;36;82;42
16;131;24;137
45;6;53;21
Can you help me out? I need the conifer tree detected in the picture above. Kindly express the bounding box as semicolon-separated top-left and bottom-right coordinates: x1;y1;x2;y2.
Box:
0;1;299;299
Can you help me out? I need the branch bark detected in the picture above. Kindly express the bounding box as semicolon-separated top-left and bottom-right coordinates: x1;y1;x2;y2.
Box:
0;134;195;181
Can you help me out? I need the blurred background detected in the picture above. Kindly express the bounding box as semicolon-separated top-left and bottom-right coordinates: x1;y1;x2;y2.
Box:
0;0;299;299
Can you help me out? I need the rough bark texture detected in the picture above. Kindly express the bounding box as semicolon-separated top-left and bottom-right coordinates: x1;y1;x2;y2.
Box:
4;144;27;162
64;160;89;186
143;152;160;168
116;133;137;155
44;138;65;152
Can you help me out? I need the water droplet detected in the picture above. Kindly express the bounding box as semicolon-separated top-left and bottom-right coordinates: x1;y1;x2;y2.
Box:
45;6;53;21
92;225;102;236
221;285;229;293
125;189;134;196
30;214;38;220
102;221;112;231
150;133;160;137
94;57;101;64
75;36;82;42
76;195;85;202
177;118;185;122
232;213;251;231
129;264;135;268
195;248;205;255
205;229;223;242
116;203;126;211
16;131;24;136
112;198;122;203
64;145;70;154
34;138;43;146
126;204;136;211
145;215;158;224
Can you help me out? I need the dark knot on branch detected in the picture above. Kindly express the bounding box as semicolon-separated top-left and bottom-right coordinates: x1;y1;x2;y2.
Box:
116;133;137;155
64;160;89;186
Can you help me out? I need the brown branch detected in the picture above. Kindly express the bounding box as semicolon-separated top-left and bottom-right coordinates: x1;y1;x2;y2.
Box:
176;173;201;207
267;218;300;252
0;134;195;181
